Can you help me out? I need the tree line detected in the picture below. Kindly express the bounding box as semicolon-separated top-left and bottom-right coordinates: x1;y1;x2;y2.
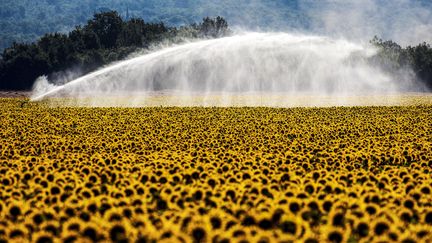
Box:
0;11;229;90
370;37;432;90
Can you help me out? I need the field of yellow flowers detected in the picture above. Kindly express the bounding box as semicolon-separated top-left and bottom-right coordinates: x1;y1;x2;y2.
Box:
0;98;431;243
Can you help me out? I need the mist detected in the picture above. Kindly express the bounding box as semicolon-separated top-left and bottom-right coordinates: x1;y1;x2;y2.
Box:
302;0;432;46
173;0;432;46
30;1;432;107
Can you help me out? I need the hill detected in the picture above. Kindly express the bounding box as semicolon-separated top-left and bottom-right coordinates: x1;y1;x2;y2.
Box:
2;0;431;51
0;0;304;51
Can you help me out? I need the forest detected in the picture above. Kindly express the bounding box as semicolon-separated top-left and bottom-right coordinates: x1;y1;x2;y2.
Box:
0;11;229;90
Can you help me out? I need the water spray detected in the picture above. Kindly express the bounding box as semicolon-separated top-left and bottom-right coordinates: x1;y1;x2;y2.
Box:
31;32;417;107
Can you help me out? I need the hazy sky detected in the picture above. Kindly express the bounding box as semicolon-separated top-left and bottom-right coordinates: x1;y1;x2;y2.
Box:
300;0;432;45
223;0;432;45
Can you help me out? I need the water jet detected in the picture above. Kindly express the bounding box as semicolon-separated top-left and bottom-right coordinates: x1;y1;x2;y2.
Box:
31;32;416;107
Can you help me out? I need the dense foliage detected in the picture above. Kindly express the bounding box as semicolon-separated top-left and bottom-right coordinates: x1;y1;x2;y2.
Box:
371;37;432;90
0;99;432;242
0;11;230;90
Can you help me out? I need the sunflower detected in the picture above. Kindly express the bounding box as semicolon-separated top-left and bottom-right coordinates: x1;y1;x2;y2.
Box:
33;231;54;243
372;221;391;236
6;223;28;240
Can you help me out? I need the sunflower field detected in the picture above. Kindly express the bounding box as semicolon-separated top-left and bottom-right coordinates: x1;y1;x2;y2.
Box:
0;98;431;243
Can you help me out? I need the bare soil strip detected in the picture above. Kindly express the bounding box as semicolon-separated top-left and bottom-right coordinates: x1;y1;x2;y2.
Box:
0;91;31;98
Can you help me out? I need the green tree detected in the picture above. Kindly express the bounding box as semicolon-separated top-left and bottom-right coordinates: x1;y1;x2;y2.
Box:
86;11;123;49
0;43;50;90
117;18;146;47
38;33;72;70
370;36;405;70
199;16;229;38
406;43;432;89
371;37;432;90
142;22;169;46
69;26;102;51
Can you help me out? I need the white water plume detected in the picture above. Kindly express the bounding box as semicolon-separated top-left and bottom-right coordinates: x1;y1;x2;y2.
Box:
31;32;417;107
